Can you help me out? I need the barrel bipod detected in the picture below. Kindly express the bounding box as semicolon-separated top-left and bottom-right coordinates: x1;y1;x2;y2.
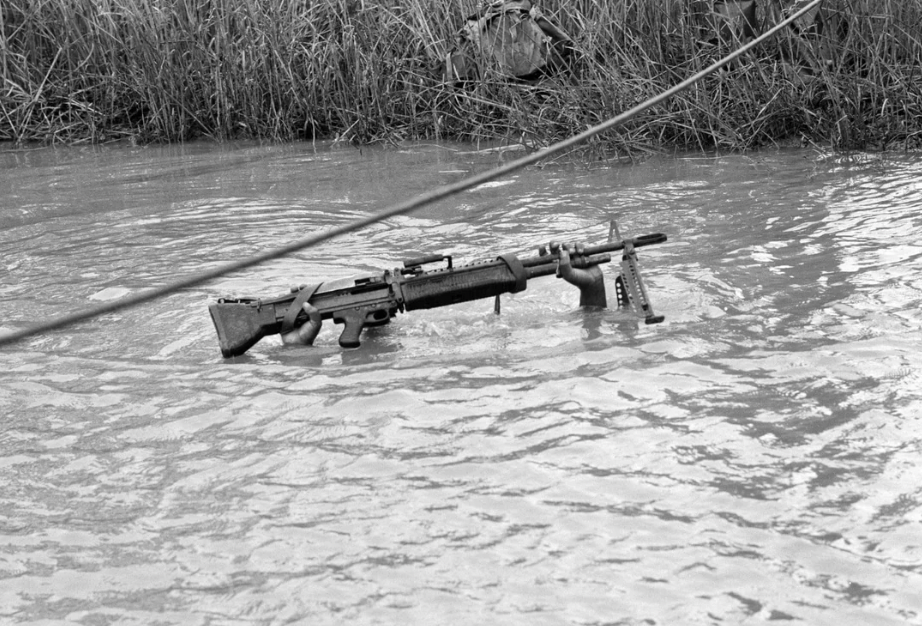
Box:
611;221;665;325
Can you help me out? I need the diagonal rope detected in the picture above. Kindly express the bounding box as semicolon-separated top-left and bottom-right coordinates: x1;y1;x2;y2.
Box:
0;0;822;349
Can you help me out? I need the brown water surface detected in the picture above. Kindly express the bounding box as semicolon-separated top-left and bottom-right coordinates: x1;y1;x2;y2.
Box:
1;141;921;624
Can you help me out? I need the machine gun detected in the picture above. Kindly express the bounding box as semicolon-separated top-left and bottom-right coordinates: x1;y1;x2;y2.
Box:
209;225;667;358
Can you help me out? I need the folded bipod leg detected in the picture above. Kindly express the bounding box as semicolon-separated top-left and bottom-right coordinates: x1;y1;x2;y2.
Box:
616;238;665;325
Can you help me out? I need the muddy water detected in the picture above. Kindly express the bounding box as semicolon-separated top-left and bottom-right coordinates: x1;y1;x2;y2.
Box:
1;141;921;625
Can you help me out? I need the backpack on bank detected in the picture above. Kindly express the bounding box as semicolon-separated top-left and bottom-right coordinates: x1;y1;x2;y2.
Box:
444;0;574;82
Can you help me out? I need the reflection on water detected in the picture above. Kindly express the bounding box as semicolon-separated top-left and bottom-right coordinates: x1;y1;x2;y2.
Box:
1;142;921;625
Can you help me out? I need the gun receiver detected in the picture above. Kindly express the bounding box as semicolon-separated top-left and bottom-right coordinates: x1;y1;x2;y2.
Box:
209;228;667;357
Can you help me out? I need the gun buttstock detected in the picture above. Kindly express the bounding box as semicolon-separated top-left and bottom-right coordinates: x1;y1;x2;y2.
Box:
209;302;270;358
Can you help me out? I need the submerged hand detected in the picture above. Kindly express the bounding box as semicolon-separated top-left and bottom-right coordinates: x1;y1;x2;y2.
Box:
281;303;322;346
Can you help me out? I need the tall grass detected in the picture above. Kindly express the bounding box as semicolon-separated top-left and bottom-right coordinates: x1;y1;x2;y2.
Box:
2;0;921;151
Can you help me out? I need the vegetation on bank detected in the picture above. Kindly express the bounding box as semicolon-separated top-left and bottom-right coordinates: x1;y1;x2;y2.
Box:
1;0;921;152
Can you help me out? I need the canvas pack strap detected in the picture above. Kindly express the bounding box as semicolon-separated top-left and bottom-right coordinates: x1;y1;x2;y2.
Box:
281;283;321;335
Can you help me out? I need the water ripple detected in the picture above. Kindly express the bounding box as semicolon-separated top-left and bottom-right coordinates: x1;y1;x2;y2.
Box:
2;145;921;624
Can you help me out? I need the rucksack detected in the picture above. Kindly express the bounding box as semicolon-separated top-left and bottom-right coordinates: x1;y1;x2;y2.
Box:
444;1;574;82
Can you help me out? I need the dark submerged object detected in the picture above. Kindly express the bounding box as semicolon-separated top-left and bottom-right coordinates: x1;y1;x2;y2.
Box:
209;228;667;358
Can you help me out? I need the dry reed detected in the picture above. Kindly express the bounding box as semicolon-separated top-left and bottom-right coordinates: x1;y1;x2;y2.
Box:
1;0;920;152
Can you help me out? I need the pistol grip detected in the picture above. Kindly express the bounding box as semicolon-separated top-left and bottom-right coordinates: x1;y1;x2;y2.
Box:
334;309;367;348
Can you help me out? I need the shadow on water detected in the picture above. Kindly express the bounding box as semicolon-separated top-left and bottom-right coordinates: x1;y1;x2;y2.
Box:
1;142;921;624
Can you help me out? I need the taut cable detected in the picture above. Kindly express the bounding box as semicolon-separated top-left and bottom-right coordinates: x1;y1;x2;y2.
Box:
0;0;822;349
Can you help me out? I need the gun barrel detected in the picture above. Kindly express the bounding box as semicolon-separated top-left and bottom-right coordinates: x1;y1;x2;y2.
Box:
523;232;667;268
523;253;613;279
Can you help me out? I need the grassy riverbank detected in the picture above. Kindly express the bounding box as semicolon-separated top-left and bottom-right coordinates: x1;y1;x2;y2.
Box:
2;0;921;152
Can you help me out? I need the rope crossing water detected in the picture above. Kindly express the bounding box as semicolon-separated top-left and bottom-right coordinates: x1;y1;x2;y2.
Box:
0;0;822;349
